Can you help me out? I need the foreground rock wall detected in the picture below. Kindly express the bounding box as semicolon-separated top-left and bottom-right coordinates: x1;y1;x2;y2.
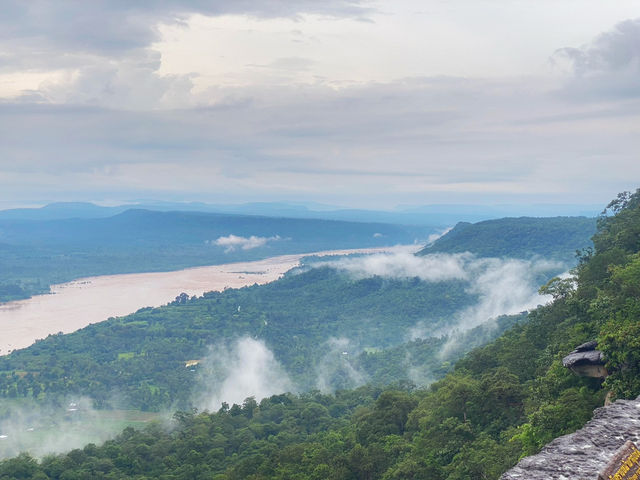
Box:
501;397;640;480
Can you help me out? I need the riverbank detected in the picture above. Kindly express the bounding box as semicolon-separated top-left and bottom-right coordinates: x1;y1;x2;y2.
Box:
0;247;397;355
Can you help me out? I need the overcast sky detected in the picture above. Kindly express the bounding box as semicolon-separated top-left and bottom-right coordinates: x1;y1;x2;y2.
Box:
1;1;639;210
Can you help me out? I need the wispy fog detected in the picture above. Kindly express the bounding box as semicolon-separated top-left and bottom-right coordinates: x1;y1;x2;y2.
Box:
318;251;470;282
211;234;281;252
195;337;294;411
320;251;562;339
315;338;368;393
455;257;559;329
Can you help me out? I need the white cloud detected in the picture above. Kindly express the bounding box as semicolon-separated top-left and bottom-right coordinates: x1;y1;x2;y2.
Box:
320;251;563;338
212;234;281;252
317;251;470;282
426;227;453;245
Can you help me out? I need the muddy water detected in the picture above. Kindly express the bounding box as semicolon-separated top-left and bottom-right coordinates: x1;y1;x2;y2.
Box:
0;247;392;355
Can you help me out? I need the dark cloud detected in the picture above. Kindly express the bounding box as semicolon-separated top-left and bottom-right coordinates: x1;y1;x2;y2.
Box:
554;18;640;99
0;1;372;55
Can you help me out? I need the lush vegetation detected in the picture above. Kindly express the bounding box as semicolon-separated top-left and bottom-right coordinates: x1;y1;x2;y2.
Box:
0;265;487;411
0;209;433;303
419;216;596;262
2;192;639;479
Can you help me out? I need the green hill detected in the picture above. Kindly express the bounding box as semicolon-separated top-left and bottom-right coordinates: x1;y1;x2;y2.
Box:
419;216;596;262
0;266;480;411
1;191;636;478
0;209;434;302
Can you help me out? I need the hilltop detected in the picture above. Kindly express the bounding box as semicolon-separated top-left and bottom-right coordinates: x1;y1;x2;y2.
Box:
419;216;596;262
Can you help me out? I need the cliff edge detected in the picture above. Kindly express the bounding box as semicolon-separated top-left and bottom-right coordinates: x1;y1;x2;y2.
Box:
501;396;640;479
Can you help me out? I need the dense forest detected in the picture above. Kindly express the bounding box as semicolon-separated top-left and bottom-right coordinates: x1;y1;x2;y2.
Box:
1;191;638;479
0;263;528;411
419;216;596;262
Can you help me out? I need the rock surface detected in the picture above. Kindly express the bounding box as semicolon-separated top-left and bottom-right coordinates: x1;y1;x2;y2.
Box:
563;341;607;378
501;397;640;480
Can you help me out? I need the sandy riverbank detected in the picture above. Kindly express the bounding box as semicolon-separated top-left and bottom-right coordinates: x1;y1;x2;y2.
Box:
0;247;396;355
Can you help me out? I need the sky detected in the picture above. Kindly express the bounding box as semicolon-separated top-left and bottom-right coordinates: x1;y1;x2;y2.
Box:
0;1;639;210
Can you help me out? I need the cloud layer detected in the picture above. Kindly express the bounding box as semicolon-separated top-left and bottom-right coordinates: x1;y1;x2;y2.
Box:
0;4;638;208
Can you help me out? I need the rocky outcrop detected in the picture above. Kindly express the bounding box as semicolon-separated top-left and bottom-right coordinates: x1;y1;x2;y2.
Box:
563;341;608;378
501;396;640;480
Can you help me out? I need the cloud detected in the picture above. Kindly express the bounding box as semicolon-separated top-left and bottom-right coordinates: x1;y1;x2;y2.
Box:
195;337;294;411
553;18;640;99
0;72;638;208
0;1;373;110
320;251;562;338
212;234;281;252
0;1;373;56
316;251;470;282
452;256;560;331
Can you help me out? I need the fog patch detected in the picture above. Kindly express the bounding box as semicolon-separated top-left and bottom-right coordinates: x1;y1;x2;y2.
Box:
456;257;558;330
0;397;149;460
320;251;562;341
317;251;470;282
195;337;293;411
210;234;281;252
315;338;368;393
405;352;437;387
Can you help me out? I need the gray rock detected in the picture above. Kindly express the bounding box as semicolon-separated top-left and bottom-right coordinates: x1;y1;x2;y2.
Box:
501;397;640;480
574;341;599;352
563;341;607;378
562;349;605;368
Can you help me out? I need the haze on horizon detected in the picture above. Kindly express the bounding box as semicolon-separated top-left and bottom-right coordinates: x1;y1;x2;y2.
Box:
1;1;639;210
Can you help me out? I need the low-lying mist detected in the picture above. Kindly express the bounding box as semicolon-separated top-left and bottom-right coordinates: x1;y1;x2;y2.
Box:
0;397;163;460
315;338;368;393
194;337;294;412
319;251;562;338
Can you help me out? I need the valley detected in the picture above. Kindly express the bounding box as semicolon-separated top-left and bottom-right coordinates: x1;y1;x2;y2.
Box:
2;4;637;477
0;246;395;355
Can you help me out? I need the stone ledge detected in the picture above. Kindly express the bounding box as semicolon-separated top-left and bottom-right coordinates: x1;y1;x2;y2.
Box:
501;397;640;480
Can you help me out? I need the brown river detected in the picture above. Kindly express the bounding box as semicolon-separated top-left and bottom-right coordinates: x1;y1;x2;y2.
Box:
0;247;393;355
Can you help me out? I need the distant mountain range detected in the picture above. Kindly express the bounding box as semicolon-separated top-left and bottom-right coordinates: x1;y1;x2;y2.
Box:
0;201;602;226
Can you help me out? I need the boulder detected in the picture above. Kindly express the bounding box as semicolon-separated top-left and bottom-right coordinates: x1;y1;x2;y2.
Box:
563;341;607;378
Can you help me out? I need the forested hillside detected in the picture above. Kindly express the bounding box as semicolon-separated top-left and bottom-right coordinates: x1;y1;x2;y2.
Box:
0;264;525;411
1;191;636;479
419;216;596;262
0;210;433;302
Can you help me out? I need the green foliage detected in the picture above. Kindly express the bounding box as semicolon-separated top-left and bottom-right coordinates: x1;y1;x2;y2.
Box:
0;268;478;411
2;191;640;479
419;216;596;262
